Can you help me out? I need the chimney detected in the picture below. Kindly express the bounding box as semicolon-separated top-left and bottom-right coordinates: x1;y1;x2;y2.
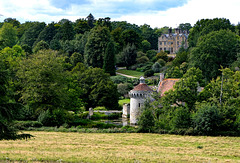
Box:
159;73;164;83
175;28;179;34
168;28;172;35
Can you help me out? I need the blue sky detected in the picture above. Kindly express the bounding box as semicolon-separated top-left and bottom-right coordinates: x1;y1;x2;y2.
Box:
0;0;239;28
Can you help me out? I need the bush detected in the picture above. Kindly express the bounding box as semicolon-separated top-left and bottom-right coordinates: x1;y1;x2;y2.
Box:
138;108;155;133
14;121;43;130
94;106;107;111
144;69;154;77
193;103;222;135
152;62;161;73
90;112;108;120
136;56;149;64
170;107;191;130
157;59;166;67
37;109;72;127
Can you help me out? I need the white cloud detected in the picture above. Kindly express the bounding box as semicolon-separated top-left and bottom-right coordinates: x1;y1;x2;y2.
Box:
0;0;239;28
113;0;240;28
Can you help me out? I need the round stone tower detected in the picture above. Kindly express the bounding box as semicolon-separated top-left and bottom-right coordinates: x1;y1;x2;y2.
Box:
129;77;153;125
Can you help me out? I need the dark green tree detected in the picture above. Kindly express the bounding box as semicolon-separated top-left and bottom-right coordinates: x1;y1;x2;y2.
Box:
121;29;142;49
122;43;137;69
20;22;46;47
33;22;57;46
84;26;111;68
0;59;31;140
60;20;75;41
103;41;116;76
76;67;119;110
86;13;95;28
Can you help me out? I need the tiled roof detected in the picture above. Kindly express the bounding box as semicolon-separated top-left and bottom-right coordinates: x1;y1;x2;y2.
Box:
157;79;180;96
132;83;153;91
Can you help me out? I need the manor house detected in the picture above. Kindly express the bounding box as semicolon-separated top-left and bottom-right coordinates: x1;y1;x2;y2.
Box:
158;28;189;54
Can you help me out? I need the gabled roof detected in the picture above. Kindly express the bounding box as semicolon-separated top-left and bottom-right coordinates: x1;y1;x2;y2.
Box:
157;79;180;96
132;83;153;91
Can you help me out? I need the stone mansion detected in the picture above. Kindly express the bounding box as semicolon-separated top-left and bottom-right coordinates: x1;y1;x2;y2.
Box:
158;28;189;54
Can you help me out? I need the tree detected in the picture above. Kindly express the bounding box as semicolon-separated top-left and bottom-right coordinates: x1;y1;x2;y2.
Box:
142;40;151;53
16;50;69;112
121;29;142;49
86;13;95;28
140;24;158;49
60;20;75;41
193;102;222;135
162;67;204;110
122;43;137;69
33;22;57;46
84;26;111;68
76;67;119;109
33;40;49;53
0;59;31;140
188;18;235;47
20;22;46;47
4;18;20;27
178;23;192;32
74;19;91;34
189;29;239;81
0;23;18;49
103;41;116;76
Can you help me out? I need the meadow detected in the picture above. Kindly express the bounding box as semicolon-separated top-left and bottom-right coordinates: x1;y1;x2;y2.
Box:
0;131;240;162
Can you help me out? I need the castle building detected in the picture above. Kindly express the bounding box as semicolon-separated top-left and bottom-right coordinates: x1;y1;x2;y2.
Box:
158;28;189;54
128;77;153;125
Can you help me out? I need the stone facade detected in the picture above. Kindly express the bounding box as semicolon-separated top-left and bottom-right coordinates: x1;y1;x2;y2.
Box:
158;28;189;54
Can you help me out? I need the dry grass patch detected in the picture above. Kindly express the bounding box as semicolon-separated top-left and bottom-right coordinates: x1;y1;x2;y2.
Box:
0;131;239;162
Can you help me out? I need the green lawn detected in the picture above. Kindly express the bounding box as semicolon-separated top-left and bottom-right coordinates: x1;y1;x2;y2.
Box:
116;69;160;79
1;131;240;162
118;98;130;106
116;69;144;78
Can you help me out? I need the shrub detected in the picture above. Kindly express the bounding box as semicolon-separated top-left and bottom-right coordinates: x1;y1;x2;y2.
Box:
144;69;154;77
14;121;43;130
90;112;108;120
170;107;191;130
157;59;166;67
152;62;161;73
193;103;222;135
37;109;71;127
136;56;149;64
94;106;107;111
138;108;155;133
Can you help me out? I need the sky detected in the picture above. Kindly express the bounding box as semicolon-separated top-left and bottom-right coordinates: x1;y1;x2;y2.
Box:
0;0;239;28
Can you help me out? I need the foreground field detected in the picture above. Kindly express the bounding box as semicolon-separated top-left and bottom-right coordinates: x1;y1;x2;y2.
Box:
0;131;240;162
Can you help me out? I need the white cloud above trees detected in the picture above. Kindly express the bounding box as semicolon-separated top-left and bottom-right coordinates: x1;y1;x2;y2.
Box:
0;0;239;28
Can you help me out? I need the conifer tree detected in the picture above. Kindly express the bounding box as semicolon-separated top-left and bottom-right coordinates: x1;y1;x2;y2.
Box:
103;41;116;76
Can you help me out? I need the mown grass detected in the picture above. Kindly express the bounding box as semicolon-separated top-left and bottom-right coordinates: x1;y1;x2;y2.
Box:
0;131;240;162
118;98;130;106
116;69;144;78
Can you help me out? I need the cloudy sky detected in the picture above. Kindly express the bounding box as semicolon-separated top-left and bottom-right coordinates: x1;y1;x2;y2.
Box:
0;0;239;28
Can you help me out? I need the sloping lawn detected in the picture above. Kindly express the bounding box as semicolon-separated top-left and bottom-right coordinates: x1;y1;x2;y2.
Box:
116;69;144;78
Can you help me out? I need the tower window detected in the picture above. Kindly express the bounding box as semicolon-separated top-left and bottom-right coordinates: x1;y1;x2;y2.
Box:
139;103;141;107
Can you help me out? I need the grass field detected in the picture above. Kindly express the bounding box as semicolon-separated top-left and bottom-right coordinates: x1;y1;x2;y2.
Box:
118;98;130;106
117;69;144;78
1;131;240;162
